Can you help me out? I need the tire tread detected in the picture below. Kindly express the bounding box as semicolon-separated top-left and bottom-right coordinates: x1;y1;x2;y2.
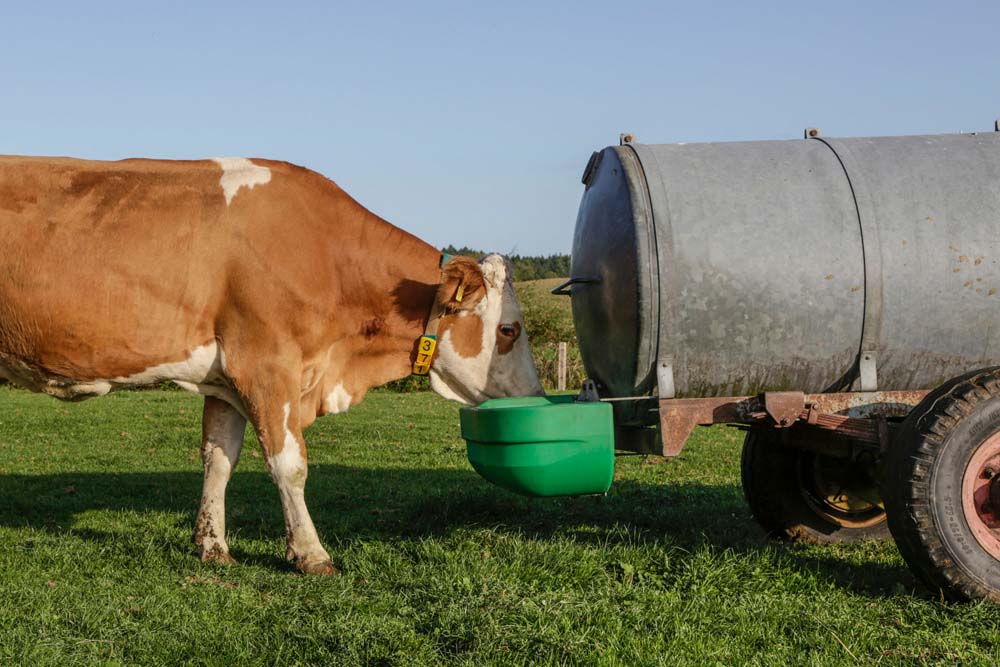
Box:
881;367;1000;602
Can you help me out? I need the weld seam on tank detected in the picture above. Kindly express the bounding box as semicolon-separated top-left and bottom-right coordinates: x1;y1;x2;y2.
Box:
815;137;885;391
630;144;682;399
619;144;664;396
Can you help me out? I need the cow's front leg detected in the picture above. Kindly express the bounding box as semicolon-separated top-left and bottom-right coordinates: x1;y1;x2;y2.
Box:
251;395;336;575
193;396;246;564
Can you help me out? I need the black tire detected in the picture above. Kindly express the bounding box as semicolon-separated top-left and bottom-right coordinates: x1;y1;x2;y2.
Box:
881;367;1000;602
742;428;890;544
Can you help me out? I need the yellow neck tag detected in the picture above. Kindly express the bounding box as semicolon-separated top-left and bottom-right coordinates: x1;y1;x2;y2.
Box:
412;334;438;375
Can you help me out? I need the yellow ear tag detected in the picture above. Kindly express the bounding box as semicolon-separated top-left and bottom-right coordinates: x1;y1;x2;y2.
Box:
455;282;465;303
412;334;437;375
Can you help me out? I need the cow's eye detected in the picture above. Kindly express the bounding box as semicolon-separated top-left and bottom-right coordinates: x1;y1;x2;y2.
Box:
497;323;520;339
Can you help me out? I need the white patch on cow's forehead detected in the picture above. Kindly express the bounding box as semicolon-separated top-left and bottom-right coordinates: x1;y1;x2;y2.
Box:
430;263;543;403
323;383;352;415
211;157;271;205
431;278;503;404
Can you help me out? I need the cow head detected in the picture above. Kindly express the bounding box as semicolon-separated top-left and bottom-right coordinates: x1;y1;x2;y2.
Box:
429;254;544;404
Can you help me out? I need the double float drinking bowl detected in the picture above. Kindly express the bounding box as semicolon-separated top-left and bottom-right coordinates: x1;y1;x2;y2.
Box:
460;396;614;498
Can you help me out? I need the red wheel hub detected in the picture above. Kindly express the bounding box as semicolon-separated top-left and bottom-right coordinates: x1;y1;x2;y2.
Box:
961;432;1000;560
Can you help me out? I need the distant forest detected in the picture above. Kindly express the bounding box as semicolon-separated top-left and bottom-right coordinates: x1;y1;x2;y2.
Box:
441;245;570;281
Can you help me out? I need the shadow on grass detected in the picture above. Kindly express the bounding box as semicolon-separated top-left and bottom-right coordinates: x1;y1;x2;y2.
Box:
0;465;910;595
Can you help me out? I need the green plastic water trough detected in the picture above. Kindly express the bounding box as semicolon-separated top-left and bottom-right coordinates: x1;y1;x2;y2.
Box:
459;395;614;497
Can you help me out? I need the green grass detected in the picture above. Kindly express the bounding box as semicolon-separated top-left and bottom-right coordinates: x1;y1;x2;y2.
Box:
515;279;586;390
1;388;999;666
516;279;573;317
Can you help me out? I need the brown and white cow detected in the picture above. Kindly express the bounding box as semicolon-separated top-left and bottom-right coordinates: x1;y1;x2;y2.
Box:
0;155;543;574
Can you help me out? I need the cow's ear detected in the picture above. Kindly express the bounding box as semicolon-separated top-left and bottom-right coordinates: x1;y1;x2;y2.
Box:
438;256;487;311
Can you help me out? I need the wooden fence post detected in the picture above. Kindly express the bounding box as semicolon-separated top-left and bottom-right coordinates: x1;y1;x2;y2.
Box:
557;342;567;391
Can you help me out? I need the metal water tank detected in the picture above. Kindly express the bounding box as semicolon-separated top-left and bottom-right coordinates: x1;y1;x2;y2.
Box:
566;131;1000;425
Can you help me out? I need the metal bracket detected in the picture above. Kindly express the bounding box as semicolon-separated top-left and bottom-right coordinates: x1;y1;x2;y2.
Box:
859;351;878;391
763;392;806;427
657;360;676;399
620;132;635;146
804;127;822;139
550;276;600;296
576;379;601;403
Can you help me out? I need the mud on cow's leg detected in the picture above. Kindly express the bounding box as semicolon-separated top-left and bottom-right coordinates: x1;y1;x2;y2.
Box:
193;396;246;564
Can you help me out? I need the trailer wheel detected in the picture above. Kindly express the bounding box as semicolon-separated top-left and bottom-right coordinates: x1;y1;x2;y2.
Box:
881;368;1000;602
741;428;889;544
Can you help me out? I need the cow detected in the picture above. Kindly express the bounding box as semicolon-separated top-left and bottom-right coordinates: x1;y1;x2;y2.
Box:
0;155;544;574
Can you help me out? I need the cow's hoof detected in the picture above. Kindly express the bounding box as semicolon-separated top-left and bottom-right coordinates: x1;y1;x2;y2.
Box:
296;559;340;576
200;547;237;566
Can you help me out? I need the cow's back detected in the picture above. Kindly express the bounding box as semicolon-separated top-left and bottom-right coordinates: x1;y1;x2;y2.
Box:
0;156;275;384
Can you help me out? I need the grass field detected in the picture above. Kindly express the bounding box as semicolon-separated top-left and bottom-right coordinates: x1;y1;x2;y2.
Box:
2;387;1000;666
515;279;574;324
515;278;586;390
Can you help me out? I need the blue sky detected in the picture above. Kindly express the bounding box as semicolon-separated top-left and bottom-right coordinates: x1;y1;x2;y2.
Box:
3;1;998;254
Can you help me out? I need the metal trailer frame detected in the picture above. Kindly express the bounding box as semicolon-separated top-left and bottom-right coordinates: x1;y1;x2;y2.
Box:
653;390;927;457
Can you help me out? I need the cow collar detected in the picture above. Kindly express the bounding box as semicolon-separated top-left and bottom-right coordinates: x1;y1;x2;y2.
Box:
412;253;455;375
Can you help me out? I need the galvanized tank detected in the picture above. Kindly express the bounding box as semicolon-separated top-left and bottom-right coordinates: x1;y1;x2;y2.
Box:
568;131;1000;425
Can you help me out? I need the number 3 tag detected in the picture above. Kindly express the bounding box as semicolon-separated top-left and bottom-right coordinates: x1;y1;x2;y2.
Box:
412;335;438;375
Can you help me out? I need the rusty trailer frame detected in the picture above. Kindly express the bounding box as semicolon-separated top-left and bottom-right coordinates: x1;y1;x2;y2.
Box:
653;390;928;457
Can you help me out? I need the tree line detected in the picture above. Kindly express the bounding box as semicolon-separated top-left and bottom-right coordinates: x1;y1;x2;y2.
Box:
440;245;570;281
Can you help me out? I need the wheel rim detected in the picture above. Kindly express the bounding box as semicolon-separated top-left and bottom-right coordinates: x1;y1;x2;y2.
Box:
799;452;886;528
961;431;1000;560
